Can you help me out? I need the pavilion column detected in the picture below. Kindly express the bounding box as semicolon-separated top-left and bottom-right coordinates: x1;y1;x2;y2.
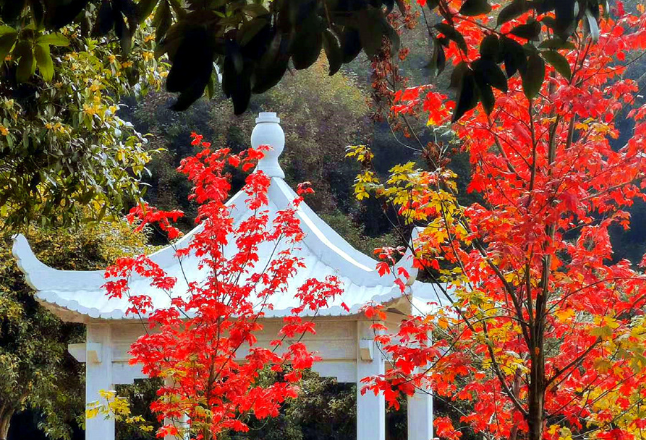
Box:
407;328;433;440
86;324;115;440
407;388;433;440
356;322;385;440
164;377;189;440
163;413;188;440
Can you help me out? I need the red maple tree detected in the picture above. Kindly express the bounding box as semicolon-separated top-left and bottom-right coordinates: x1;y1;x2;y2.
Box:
104;135;344;439
353;3;646;440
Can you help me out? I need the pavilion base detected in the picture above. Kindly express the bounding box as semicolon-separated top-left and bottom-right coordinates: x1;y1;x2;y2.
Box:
71;320;433;440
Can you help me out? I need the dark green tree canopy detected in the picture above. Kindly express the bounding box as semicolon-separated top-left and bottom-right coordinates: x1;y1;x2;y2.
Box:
0;0;610;116
0;0;401;113
0;1;165;230
0;0;613;231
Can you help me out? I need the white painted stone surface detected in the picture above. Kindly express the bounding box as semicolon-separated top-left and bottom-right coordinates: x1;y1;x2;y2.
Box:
356;322;386;440
408;388;434;440
85;325;115;440
252;112;285;179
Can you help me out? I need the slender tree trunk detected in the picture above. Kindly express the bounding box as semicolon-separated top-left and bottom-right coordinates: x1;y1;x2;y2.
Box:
527;370;545;440
527;294;548;440
509;367;523;440
528;252;549;440
0;408;14;440
524;88;559;440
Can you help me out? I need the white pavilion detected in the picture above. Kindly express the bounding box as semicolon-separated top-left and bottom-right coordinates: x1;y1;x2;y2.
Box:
12;112;441;440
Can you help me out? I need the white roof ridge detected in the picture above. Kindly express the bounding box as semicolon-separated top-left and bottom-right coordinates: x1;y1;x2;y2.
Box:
12;177;418;293
10;189;247;294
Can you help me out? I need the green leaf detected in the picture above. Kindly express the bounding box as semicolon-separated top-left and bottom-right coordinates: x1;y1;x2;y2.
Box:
540;15;557;31
554;0;577;38
136;0;159;23
341;27;362;64
459;0;491;17
0;32;18;63
509;18;541;40
153;18;182;59
539;38;575;50
450;61;469;90
541;50;571;80
521;52;545;100
168;0;185;18
243;3;270;17
477;81;495;115
238;17;269;47
590;325;613;338
385;22;400;58
292;31;322;70
96;0;115;36
357;7;388;58
322;28;343;76
36;33;70;47
601;0;610;19
500;36;526;77
429;36;446;77
252;31;290;93
205;71;215;99
479;34;499;60
472;57;508;92
14;41;35;83
453;68;478;122
0;25;17;37
230;62;252;116
435;22;468;55
114;13;133;55
125;65;140;86
34;42;54;81
496;0;529;27
292;13;324;71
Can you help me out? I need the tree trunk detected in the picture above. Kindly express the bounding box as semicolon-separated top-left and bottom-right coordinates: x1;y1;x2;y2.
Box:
527;379;545;440
528;283;547;440
527;380;545;440
509;367;523;440
0;408;14;440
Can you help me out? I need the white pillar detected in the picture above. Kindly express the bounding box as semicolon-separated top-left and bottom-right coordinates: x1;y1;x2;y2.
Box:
86;324;115;440
163;377;189;440
163;415;189;440
356;322;385;440
407;326;433;440
407;388;433;440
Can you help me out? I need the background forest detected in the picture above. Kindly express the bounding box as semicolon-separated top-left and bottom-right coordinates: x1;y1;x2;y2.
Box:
3;0;646;439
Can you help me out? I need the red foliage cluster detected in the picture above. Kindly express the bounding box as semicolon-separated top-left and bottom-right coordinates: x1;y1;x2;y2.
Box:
360;3;646;440
104;135;344;439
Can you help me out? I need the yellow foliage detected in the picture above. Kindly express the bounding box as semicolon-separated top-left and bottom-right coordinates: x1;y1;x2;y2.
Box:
86;389;154;433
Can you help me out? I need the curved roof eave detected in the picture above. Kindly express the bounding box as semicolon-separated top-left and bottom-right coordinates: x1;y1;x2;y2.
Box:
12;176;419;297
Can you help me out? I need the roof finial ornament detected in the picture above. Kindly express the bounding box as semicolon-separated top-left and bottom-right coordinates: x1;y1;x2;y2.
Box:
252;112;285;179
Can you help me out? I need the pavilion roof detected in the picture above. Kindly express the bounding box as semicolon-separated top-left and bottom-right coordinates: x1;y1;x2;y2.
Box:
12;113;445;322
